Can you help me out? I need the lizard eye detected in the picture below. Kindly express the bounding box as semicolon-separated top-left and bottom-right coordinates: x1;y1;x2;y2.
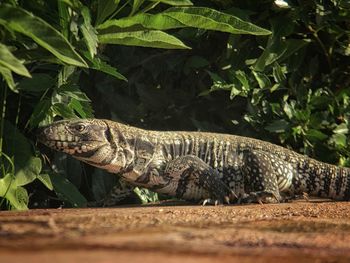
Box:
74;124;86;132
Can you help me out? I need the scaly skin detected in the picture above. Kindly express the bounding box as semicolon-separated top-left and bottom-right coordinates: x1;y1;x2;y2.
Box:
37;119;350;204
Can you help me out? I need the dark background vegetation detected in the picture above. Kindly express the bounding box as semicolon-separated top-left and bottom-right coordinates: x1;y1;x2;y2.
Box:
0;0;349;210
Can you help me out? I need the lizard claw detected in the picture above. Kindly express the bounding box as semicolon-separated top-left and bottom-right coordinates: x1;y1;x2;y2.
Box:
201;198;223;206
201;198;220;206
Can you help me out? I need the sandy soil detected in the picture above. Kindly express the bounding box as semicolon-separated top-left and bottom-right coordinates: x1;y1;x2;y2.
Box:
1;201;350;263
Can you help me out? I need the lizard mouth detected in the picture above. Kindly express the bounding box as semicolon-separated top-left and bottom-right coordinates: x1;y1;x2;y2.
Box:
37;126;86;154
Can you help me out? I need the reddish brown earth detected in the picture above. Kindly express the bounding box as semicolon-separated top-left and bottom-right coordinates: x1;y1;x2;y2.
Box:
0;201;350;263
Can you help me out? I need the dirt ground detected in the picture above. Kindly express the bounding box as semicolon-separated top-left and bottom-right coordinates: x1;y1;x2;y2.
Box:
0;200;350;263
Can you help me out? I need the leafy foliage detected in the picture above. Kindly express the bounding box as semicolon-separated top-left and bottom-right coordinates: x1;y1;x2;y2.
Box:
0;0;349;209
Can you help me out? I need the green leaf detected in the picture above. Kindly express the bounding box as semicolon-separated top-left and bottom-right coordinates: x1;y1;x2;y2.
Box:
37;174;53;191
15;157;42;187
95;0;120;26
59;0;83;10
265;119;289;133
3;121;42;187
150;0;193;5
131;0;146;16
235;70;249;91
99;30;191;49
0;4;87;67
49;172;87;208
82;52;127;81
253;38;310;72
333;123;348;134
57;84;91;101
15;186;29;209
133;187;159;204
69;98;94;118
272;62;286;83
331;133;347;148
98;7;271;35
0;174;29;210
306;129;328;142
0;43;31;78
0;64;16;92
18;73;54;93
80;7;98;58
164;7;271;35
283;102;294;119
52;153;82;187
97;13;184;33
28;98;52;129
52;103;77;118
252;71;271;89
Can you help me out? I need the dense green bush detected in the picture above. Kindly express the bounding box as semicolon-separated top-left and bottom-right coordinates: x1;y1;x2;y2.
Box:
0;0;349;210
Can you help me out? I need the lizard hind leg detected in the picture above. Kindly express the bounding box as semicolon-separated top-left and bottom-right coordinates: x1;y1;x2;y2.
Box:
241;150;282;204
163;155;235;205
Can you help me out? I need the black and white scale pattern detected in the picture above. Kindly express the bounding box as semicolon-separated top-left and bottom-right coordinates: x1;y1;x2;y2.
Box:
38;118;350;204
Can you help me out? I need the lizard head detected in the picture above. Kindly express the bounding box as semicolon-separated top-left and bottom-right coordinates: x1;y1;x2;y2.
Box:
37;119;130;172
37;119;108;156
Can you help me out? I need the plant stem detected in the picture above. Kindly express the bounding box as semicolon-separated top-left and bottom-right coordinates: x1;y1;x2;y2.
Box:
109;0;131;20
141;2;159;13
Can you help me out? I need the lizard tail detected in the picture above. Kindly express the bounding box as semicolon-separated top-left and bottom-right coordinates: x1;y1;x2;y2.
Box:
295;162;350;200
328;166;350;200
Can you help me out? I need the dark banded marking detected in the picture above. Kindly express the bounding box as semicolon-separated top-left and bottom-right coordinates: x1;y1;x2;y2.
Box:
344;173;350;200
175;167;193;198
104;122;118;154
322;166;331;197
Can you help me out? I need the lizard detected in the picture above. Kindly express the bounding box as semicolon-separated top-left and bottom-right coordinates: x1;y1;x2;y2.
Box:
37;118;350;204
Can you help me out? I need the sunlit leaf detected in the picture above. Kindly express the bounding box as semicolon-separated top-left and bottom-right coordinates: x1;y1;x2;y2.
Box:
133;187;159;204
252;71;271;89
0;174;29;210
57;84;91;101
0;43;31;77
164;7;271;35
0;4;87;67
37;174;53;191
333;123;348;134
131;0;145;16
331;133;347;148
0;64;16;92
52;102;77;118
150;0;193;5
69;98;94;118
98;7;271;35
3;122;41;185
80;7;98;57
99;30;191;49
